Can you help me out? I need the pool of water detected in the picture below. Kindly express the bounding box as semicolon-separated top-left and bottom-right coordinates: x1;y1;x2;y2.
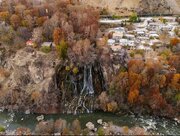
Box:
0;111;179;135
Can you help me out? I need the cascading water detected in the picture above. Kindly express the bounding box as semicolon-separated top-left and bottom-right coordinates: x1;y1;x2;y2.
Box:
74;65;94;114
55;62;106;114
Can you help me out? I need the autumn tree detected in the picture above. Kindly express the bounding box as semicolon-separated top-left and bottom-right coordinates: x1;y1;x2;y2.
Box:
0;24;15;44
128;60;145;74
36;16;47;26
61;22;74;42
42;12;64;41
96;37;112;65
10;14;21;29
169;74;180;91
17;27;31;40
15;4;26;17
53;27;64;45
0;11;10;23
128;89;139;104
148;86;167;111
24;15;34;29
70;7;99;41
127;72;142;104
32;27;43;47
68;39;96;66
170;37;180;46
169;55;180;72
56;39;68;60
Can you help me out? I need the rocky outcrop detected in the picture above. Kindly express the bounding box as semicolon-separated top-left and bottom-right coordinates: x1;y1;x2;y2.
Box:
0;47;60;113
0;45;128;114
137;0;172;15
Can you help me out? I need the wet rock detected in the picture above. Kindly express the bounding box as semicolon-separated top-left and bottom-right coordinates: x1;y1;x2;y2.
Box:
106;124;124;134
174;117;180;123
25;109;30;115
71;119;81;135
54;119;67;133
35;120;54;135
131;126;149;135
36;115;44;122
86;122;95;131
15;127;31;135
97;119;103;125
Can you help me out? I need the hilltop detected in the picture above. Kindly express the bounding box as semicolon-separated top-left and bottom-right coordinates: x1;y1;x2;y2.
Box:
80;0;180;16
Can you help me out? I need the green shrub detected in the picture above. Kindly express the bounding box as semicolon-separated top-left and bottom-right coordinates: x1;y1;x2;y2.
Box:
159;49;171;59
0;125;5;132
175;93;180;101
112;15;121;20
40;46;51;53
56;40;68;60
129;13;139;23
65;66;70;71
130;52;135;58
97;127;105;136
73;67;79;74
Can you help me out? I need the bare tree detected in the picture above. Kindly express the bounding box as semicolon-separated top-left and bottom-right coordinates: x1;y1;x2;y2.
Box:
32;27;43;46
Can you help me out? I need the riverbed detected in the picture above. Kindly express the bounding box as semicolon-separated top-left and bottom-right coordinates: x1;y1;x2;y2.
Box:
0;111;179;135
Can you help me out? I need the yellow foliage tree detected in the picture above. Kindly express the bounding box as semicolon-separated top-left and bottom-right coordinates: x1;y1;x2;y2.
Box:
0;11;10;22
170;74;180;91
128;89;139;104
158;75;166;88
107;101;118;112
31;91;42;104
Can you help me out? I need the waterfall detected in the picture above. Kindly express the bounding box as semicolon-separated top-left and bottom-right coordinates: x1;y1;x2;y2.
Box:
74;65;95;114
56;62;106;114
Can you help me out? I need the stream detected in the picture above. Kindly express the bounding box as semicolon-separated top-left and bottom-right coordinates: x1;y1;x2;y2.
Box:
0;111;179;135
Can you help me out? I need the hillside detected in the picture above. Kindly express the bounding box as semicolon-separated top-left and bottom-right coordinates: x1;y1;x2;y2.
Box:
80;0;180;16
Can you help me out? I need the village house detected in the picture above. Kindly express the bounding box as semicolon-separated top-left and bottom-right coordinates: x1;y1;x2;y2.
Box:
108;39;116;46
112;31;124;40
137;45;152;51
149;39;162;46
26;39;35;47
124;34;135;40
41;42;55;48
148;22;160;31
160;25;173;31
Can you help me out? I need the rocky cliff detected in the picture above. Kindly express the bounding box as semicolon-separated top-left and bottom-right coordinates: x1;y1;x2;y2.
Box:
0;47;61;113
80;0;180;15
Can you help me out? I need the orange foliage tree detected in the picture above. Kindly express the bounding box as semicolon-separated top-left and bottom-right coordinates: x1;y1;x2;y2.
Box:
128;72;142;104
0;11;10;23
128;89;139;104
128;60;144;74
169;74;180;91
148;86;167;110
53;27;62;45
170;37;180;46
10;14;21;29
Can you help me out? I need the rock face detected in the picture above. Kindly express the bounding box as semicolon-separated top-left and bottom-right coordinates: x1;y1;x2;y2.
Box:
80;0;180;15
0;47;60;113
0;45;128;114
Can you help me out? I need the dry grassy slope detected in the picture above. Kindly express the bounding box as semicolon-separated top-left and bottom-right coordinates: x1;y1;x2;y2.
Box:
80;0;180;15
80;0;140;9
165;0;180;14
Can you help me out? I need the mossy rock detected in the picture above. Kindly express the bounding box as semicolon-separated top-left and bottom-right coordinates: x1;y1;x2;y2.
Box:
0;125;5;132
97;127;105;136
